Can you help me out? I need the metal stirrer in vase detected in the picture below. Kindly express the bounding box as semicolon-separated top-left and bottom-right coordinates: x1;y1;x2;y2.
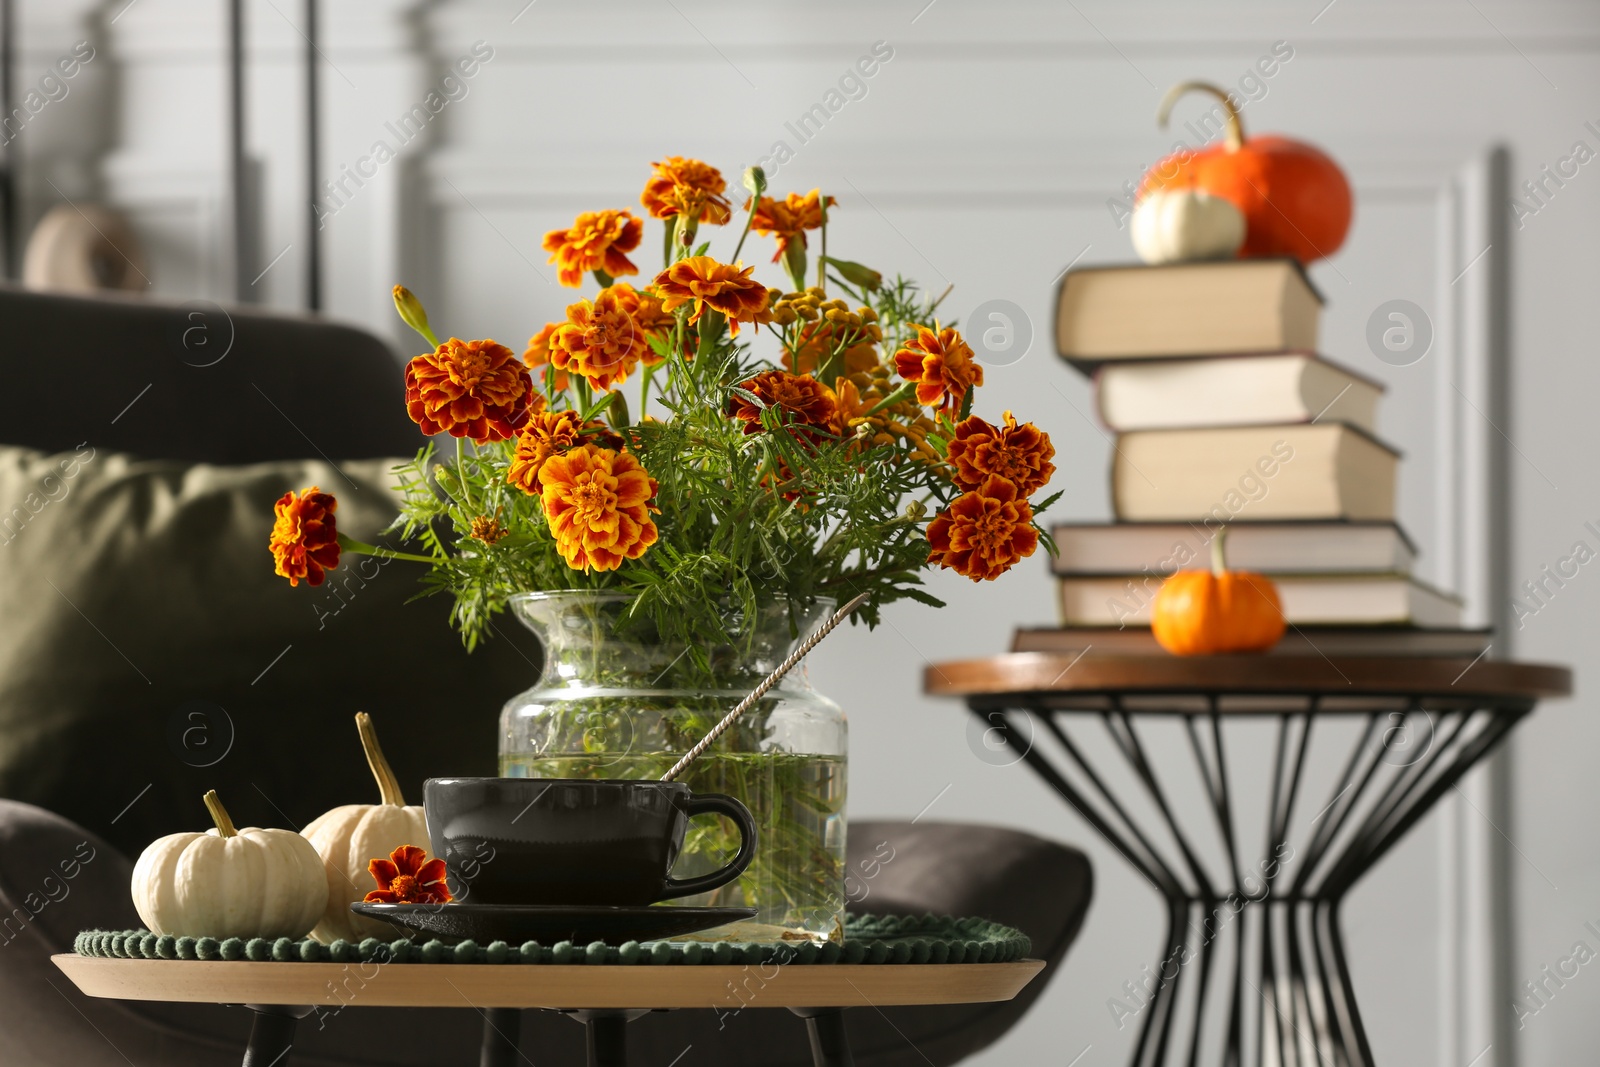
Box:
659;593;870;784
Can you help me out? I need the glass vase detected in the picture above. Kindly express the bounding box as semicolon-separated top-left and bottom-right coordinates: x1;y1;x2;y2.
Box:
499;591;848;943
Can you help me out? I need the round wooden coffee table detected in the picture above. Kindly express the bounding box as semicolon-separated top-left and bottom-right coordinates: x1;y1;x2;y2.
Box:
925;652;1570;1067
54;953;1044;1067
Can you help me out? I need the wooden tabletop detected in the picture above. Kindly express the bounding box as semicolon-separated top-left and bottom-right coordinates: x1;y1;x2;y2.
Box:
53;955;1044;1010
924;653;1572;702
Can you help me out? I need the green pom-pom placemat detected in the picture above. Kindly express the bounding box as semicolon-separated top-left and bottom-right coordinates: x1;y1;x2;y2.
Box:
75;914;1029;966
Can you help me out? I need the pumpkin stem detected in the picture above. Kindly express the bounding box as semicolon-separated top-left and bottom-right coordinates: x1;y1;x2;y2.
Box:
1210;526;1230;576
1157;81;1245;153
356;712;407;807
202;790;238;838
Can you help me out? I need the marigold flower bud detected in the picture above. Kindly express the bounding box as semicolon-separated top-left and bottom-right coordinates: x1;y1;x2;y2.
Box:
393;285;434;341
742;165;768;201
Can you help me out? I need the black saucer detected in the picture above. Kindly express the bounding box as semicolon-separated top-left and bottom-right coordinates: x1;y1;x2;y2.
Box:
350;902;757;945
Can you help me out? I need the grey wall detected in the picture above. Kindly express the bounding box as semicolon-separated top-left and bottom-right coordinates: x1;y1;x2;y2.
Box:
13;1;1600;1063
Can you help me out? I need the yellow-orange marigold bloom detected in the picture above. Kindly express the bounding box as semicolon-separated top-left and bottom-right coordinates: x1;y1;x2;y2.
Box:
728;370;841;444
405;337;534;442
539;445;659;572
747;190;835;262
508;409;584;495
640;156;731;226
946;410;1056;496
783;318;879;376
524;322;570;391
542;209;643;288
893;324;984;416
926;475;1038;582
550;288;647;391
652;257;771;337
608;282;676;363
269;486;340;587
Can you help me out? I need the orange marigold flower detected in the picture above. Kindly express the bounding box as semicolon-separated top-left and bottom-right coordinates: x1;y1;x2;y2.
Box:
542;209;643;288
728;370;841;444
406;338;535;442
641;156;732;226
269;486;340;587
608;282;677;364
947;411;1056;496
746;190;835;262
653;256;771;337
784;318;879;376
550;287;647;391
926;475;1038;582
364;844;453;905
508;409;584;495
893;324;984;416
524;322;570;392
539;445;660;573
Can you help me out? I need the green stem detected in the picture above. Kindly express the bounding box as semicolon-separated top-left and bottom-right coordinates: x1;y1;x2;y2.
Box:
861;380;917;419
455;438;475;511
639;362;657;420
337;533;437;566
731;193;760;262
815;197;829;291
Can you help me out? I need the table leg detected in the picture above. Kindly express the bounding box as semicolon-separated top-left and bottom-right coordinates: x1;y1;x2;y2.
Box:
563;1009;646;1067
790;1007;855;1067
970;700;1525;1066
479;1007;521;1067
240;1004;312;1067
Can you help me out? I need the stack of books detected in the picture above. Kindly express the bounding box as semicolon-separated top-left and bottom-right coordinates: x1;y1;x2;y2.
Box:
1016;258;1485;658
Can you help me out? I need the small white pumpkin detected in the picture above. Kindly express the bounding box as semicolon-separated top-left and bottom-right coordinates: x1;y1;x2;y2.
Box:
1131;187;1247;264
302;712;430;944
131;790;327;939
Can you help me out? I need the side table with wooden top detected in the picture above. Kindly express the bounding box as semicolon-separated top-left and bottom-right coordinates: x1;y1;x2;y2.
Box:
924;652;1571;1067
54;952;1044;1067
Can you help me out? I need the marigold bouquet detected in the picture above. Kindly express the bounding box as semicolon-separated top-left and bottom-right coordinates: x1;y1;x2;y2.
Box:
268;156;1059;660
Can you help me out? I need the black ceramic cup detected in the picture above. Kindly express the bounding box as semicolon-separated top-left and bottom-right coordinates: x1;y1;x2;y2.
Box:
423;778;758;907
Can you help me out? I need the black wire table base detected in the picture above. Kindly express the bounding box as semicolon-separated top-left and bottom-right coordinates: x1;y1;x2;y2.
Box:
966;692;1531;1067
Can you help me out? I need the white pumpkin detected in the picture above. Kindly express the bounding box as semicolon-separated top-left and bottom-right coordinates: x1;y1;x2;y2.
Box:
131;790;327;939
302;712;430;944
1130;188;1246;264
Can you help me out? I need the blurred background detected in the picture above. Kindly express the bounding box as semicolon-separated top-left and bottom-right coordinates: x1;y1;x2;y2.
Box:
7;1;1597;1063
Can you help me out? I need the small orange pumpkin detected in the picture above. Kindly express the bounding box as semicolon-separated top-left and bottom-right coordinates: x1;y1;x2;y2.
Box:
1137;81;1352;264
1151;528;1287;655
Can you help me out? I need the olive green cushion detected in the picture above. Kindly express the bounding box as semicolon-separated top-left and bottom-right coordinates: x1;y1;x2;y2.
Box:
0;444;540;858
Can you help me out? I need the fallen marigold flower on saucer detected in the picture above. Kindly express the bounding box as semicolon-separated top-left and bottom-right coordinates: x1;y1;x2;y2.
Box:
406;338;534;442
653;257;772;337
946;411;1056;496
365;844;452;905
539;445;659;572
542;209;643;288
926;475;1038;582
269;486;340;587
894;324;983;416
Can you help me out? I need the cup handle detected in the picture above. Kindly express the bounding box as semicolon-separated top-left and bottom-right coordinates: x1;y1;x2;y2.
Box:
659;792;758;902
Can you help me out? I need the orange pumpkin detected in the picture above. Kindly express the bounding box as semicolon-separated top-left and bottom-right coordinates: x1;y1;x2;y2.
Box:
1151;528;1287;655
1138;81;1352;264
